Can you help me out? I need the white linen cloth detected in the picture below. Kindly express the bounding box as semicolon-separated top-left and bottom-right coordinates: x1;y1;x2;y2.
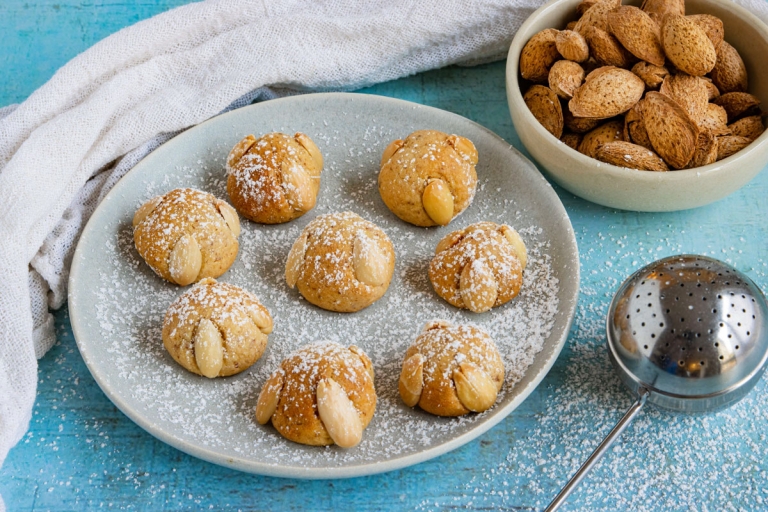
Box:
0;0;767;506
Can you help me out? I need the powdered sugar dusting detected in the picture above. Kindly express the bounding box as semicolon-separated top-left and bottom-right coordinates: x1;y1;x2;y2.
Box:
77;104;571;474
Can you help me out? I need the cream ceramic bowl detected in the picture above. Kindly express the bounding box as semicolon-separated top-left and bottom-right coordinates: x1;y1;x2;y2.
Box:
506;0;768;212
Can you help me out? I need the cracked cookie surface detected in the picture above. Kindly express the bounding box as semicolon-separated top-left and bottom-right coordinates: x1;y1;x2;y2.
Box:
285;211;395;313
133;188;240;286
226;132;323;224
378;130;478;227
162;278;272;378
429;221;527;313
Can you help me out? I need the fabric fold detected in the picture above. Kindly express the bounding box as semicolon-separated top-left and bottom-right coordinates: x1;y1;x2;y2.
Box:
1;0;766;489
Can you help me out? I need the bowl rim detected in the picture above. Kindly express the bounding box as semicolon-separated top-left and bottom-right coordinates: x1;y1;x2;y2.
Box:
506;0;768;182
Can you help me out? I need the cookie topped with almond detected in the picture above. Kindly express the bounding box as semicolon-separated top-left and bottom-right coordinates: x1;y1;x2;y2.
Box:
284;211;396;313
519;0;765;171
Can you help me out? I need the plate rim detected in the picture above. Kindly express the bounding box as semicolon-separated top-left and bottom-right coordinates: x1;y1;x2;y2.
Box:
68;91;580;479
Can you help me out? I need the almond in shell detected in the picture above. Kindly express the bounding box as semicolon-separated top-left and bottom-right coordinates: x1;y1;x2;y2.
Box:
642;91;699;169
631;62;669;89
570;66;645;119
584;26;637;68
624;100;654;150
661;15;717;77
561;132;583;151
713;92;761;123
687;14;724;49
524;85;564;138
549;60;585;99
698;103;731;136
728;116;765;141
555;30;590;63
710;41;748;94
578;119;625;158
577;0;620;17
607;6;666;67
520;29;561;83
716;135;752;161
564;109;602;133
659;74;709;126
702;77;720;100
575;0;619;34
596;141;669;171
641;0;685;23
685;130;719;168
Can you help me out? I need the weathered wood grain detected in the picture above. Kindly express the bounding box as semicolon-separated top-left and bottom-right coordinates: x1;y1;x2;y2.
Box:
1;1;768;510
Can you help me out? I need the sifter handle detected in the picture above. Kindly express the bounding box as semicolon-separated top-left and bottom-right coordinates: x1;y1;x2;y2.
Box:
545;387;650;512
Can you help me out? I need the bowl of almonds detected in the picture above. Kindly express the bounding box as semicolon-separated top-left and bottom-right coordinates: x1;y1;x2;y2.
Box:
506;0;768;211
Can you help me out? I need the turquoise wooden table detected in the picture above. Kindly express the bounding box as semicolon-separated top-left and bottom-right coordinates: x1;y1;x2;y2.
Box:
2;1;768;510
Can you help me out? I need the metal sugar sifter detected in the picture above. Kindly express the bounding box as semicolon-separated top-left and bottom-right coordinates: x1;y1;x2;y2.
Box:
547;255;768;511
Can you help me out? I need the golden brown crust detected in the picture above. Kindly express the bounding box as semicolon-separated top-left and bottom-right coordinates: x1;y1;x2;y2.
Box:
263;342;376;446
226;132;322;224
286;211;395;313
378;130;478;227
162;278;272;377
133;188;239;285
429;222;525;313
401;322;504;417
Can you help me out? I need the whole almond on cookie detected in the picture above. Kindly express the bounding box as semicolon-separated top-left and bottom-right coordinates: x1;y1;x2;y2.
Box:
570;66;645;119
643;91;699;169
710;41;748;94
716;135;752;161
584;26;637;68
596;141;669;171
549;60;585;99
555;30;590;63
728;116;765;141
578;119;625;158
659;74;709;126
608;6;666;67
520;29;561;83
713;92;761;123
631;62;669;89
524;85;564;138
661;15;717;77
687;14;724;49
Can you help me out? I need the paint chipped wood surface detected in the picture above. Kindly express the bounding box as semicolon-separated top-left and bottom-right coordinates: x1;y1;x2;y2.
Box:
2;0;768;509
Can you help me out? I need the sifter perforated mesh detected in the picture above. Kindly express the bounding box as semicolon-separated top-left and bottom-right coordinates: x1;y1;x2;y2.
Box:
608;255;768;410
547;255;768;511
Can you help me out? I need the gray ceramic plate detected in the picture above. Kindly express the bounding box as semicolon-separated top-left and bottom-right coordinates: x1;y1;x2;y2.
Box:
69;92;579;478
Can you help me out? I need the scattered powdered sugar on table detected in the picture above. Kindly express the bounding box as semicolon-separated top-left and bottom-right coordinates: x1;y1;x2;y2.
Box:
433;230;768;510
85;112;563;472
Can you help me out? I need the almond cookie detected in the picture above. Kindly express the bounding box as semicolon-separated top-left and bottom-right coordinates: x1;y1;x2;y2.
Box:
162;278;273;378
429;222;527;313
226;132;323;224
255;341;376;447
133;188;240;286
399;321;504;416
378;130;478;227
285;211;395;313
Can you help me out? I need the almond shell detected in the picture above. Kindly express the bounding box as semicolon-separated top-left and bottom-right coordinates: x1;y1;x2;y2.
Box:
569;66;645;119
642;91;699;169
